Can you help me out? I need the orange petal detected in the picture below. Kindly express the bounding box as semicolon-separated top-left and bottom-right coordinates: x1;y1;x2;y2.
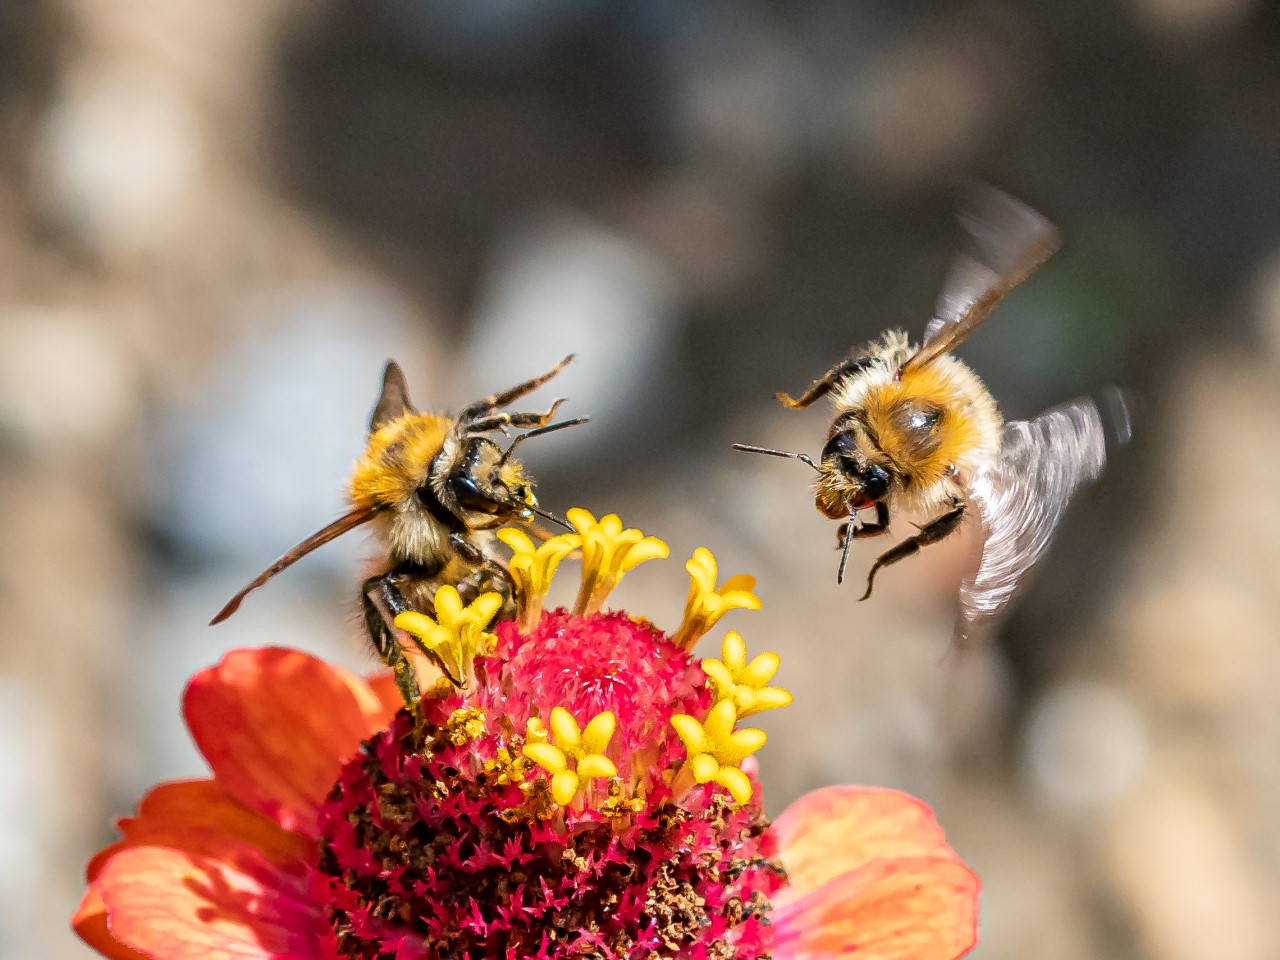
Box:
774;786;963;897
772;856;980;960
360;670;405;724
184;647;381;836
72;886;150;960
86;780;312;882
93;844;335;960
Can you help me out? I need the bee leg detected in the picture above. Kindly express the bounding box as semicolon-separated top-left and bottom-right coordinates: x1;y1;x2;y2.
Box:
776;356;874;409
858;501;965;601
837;501;890;548
459;565;518;620
361;573;423;707
459;354;575;421
465;398;567;435
447;534;517;617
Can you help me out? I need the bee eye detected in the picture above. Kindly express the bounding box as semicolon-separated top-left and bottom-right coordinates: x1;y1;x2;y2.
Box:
447;474;502;514
859;463;890;501
822;432;858;462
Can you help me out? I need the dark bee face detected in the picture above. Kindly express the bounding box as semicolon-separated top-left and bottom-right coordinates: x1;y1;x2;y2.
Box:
433;436;535;528
814;431;891;519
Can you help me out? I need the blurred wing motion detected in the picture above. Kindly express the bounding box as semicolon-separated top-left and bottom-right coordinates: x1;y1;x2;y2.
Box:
957;396;1118;643
906;185;1061;373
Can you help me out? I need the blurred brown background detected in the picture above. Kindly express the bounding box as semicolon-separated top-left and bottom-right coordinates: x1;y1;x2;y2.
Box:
3;1;1280;958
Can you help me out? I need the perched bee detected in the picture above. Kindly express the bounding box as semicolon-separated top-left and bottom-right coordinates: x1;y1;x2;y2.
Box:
736;186;1126;641
211;355;585;700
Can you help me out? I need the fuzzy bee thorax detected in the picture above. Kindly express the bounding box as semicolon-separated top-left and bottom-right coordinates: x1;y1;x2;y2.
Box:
349;413;455;512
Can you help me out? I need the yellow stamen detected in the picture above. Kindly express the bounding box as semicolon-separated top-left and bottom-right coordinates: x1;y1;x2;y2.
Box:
393;585;502;689
671;547;762;650
566;508;669;615
525;716;549;745
600;778;645;821
670;700;766;806
496;527;582;630
484;743;532;788
701;631;793;718
522;706;618;807
446;707;487;745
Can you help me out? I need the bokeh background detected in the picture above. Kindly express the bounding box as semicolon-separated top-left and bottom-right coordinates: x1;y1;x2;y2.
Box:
3;1;1280;958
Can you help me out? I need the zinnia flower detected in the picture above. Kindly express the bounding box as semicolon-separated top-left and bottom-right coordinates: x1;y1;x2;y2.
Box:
75;510;979;960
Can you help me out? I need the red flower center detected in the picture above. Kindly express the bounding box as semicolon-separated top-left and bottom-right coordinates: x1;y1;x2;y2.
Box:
312;609;786;960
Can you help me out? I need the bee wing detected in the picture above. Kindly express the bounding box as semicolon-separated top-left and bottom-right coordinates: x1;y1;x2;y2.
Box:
370;360;418;433
209;505;379;625
956;396;1114;644
908;185;1060;373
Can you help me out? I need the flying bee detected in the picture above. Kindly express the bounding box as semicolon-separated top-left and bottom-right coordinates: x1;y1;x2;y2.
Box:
211;355;586;701
736;186;1126;641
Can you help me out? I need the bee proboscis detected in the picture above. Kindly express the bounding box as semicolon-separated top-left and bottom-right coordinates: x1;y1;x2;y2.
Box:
736;186;1127;642
211;355;585;701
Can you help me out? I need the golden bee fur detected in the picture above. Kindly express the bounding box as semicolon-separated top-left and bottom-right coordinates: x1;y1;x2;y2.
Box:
827;330;1001;516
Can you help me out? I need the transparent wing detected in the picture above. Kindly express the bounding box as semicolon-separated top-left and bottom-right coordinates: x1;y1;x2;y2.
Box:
956;396;1114;643
910;185;1060;371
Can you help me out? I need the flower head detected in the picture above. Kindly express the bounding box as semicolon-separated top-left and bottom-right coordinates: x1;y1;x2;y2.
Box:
76;510;979;960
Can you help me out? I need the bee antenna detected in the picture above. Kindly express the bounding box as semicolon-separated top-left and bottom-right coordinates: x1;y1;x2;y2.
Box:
836;511;856;585
531;505;574;531
499;417;590;467
732;443;820;472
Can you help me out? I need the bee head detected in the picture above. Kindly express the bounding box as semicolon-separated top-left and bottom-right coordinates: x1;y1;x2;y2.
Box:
438;436;537;529
815;431;891;519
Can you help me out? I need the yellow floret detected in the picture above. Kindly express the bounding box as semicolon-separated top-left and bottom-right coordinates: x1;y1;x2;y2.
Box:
393;585;502;689
670;699;766;806
522;706;618;807
566;508;669;615
701;631;793;718
496;527;582;630
671;548;762;650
